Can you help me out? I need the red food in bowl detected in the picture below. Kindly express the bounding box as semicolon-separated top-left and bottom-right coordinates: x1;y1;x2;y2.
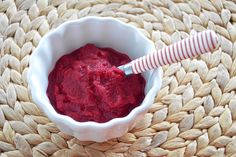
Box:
47;44;145;123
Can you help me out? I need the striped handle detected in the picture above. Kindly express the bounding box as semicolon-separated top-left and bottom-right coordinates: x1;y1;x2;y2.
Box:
131;30;219;74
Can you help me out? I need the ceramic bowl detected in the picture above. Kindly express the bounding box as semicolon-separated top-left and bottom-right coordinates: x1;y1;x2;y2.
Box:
28;16;163;142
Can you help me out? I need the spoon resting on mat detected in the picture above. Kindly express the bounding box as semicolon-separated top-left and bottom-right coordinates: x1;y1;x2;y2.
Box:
118;30;219;76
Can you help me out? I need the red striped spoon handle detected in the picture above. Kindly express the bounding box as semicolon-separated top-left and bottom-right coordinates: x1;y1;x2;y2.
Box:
119;30;219;75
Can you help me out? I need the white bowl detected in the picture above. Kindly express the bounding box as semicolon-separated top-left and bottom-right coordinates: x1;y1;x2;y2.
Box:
28;16;163;142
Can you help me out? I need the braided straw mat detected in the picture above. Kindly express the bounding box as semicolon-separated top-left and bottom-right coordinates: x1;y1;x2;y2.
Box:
1;0;236;156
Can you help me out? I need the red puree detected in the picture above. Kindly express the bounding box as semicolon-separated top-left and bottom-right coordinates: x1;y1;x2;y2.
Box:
47;44;145;123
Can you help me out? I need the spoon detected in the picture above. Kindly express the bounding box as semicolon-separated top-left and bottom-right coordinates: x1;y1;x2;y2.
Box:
118;30;219;76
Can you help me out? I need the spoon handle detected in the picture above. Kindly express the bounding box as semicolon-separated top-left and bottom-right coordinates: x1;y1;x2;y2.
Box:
130;30;219;74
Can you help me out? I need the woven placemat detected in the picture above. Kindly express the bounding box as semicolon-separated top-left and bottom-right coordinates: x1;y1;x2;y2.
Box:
0;0;236;156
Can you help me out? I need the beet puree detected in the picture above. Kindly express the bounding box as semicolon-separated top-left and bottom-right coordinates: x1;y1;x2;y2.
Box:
47;44;145;123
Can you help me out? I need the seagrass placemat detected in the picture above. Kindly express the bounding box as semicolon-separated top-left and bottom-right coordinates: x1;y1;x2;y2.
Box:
0;0;236;156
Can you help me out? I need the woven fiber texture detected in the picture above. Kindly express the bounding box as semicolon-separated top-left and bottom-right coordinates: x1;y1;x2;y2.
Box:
0;0;236;156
